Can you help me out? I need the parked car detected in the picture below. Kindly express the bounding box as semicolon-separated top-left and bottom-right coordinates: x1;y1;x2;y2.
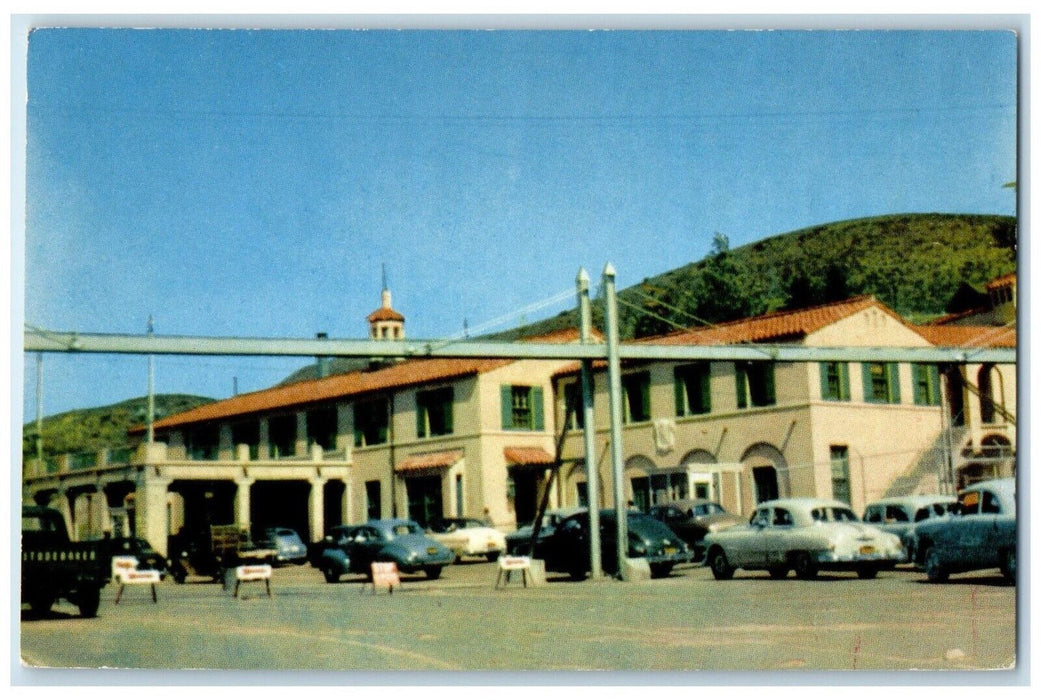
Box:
256;527;308;566
92;535;169;579
908;478;1016;584
426;517;506;562
647;499;743;558
505;507;586;555
861;495;957;562
539;509;692;580
703;498;904;581
311;519;455;583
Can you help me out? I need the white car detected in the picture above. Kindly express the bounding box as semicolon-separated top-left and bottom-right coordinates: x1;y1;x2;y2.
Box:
703;498;904;580
427;517;507;563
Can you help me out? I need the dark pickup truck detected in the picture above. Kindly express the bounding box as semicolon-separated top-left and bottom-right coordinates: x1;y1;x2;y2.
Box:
21;506;108;618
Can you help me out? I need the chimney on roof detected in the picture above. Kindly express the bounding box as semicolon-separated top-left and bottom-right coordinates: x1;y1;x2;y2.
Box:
316;332;330;379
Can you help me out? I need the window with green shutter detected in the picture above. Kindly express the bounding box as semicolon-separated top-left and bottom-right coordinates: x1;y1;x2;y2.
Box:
830;445;851;504
354;398;389;447
417;387;453;438
863;362;901;404
501;385;545;431
736;361;776;409
562;382;585;429
622;371;651;423
913;364;941;406
820;361;850;401
675;363;711;416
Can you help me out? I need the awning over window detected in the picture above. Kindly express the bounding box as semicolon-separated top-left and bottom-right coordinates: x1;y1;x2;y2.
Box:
396;450;463;473
504;446;555;466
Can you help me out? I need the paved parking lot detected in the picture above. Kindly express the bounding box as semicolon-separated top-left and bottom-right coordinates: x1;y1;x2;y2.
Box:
18;560;1019;676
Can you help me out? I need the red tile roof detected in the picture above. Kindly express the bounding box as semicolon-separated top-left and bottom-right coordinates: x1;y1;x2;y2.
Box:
503;447;556;465
649;296;891;345
396;450;463;472
552;296;901;377
367;307;405;322
912;325;1017;348
985;273;1017;290
138;327;587;433
139;357;513;433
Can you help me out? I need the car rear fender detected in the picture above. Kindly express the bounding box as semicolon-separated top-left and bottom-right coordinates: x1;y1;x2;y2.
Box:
320;549;350;573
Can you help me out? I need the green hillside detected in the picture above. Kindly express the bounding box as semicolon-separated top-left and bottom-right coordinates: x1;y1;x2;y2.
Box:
493;213;1017;340
22;394;215;462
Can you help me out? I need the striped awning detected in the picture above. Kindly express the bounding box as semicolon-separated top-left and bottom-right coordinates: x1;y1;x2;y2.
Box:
396;450;463;473
504;446;555;466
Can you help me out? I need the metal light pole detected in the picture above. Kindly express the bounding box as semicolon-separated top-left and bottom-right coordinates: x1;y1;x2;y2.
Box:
577;268;603;579
602;263;628;579
147;315;155;445
35;352;44;464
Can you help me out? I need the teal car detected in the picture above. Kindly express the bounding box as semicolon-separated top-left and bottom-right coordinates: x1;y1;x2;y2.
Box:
313;519;455;583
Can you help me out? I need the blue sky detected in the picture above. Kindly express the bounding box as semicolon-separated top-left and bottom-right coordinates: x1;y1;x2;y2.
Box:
18;28;1017;420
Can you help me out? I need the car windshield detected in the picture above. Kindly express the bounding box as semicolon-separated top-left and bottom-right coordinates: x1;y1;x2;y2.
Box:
810;506;858;522
388;522;423;537
697;503;726;516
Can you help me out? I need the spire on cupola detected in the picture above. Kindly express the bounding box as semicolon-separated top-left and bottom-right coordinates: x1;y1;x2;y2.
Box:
367;264;405;340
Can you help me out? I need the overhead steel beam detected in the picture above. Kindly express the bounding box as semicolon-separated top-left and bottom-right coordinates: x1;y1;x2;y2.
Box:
23;328;1016;364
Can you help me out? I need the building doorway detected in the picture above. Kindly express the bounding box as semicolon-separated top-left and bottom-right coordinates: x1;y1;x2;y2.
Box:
405;475;443;527
752;466;779;503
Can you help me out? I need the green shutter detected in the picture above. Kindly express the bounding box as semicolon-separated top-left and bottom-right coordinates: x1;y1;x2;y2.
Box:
701;365;712;413
862;363;874;403
416;395;426;438
764;363;776;405
735;363;748;409
819;362;831;400
501;385;514;430
640;374;651;420
674;367;686;416
888;363;901;404
840;362;850;400
444;391;454;433
532;386;544;430
930;364;941;405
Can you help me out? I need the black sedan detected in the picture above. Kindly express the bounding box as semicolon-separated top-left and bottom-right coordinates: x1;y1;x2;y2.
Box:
539;509;692;580
311;519;455;583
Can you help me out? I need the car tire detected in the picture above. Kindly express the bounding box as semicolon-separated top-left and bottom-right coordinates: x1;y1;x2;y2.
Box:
856;566;879;580
924;547;948;583
568;566;589;581
792;552;818;580
709;549;734;580
323;568;339;583
486;552;500;563
649;563;674;579
768;566;788;579
424;566;442;580
1000;549;1016;584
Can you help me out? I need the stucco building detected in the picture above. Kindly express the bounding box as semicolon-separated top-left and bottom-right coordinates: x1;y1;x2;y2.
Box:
22;287;1015;556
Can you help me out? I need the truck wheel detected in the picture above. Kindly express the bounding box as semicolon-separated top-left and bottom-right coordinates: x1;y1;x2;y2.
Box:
77;587;101;618
856;566;879;580
486;552;500;563
323;568;339;583
924;548;949;583
792;552;818;580
768;566;789;579
424;566;442;580
1000;549;1016;583
28;592;56;616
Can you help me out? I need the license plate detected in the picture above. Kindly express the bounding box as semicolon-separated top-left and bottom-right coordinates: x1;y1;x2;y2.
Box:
427;547;438;555
488;541;497;548
664;547;677;556
859;545;875;555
